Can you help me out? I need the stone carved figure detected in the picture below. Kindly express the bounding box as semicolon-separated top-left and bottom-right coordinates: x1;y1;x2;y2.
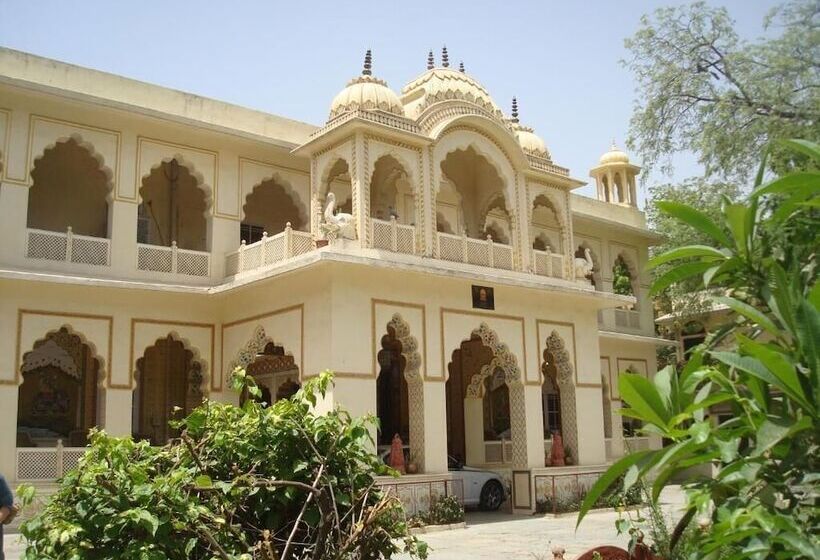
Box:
574;247;594;283
320;192;357;240
389;433;406;474
549;432;565;466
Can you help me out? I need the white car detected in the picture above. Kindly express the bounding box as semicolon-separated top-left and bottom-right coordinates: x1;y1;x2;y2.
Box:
379;447;507;511
447;455;507;511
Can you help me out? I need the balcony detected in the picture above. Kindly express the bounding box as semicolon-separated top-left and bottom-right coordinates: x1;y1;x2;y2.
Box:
137;242;210;277
435;232;514;270
371;217;416;255
26;227;110;267
532;248;566;280
224;224;314;277
614;308;641;330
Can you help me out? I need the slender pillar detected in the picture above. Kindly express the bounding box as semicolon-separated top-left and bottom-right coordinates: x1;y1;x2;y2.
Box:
464;397;484;466
351;134;369;246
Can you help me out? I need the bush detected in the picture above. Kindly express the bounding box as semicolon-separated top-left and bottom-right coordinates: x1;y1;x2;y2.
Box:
19;370;427;560
409;496;464;527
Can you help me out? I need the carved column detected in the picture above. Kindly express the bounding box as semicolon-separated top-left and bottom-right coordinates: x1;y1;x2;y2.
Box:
515;173;531;272
351;134;369;246
422;146;435;257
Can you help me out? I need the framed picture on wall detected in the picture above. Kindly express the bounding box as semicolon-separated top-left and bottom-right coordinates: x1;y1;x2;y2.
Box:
472;285;495;310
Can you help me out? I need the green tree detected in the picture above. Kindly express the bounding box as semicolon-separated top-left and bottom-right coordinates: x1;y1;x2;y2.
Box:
577;140;820;559
18;371;428;560
625;1;820;180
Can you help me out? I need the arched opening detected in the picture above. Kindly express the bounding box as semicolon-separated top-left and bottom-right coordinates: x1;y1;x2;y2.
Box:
541;356;562;440
612;255;636;298
542;332;579;465
575;245;602;289
28;138;110;238
436;212;454;234
322;158;352;214
369;155;414;225
138;159;208;251
681;321;707;356
241;179;305;244
530;195;563;253
241;342;301;407
446;334;493;464
482;367;511;441
17;328;102;448
614;173;626;203
132;336;204;445
439;147;511;243
376;326;409;448
602;176;611;202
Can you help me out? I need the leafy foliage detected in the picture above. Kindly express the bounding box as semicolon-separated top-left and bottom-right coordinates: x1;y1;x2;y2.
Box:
624;1;820;180
19;370;427;560
612;257;635;297
409;496;464;528
577;140;820;560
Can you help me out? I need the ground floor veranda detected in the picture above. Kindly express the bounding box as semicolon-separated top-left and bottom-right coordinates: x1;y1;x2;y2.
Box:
0;255;661;513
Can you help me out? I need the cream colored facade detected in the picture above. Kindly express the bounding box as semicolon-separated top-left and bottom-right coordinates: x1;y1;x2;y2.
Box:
0;48;668;513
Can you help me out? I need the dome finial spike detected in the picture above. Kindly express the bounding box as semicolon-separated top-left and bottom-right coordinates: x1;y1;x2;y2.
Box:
427;50;435;70
441;45;449;68
610;138;618;150
511;97;519;123
459;61;465;72
362;49;372;76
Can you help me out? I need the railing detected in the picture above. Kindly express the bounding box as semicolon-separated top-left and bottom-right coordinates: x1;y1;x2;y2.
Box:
435;231;514;270
377;475;464;516
624;436;650;451
371;217;416;255
532;248;565;279
224;223;314;277
484;439;513;464
137;241;210;277
533;468;605;514
614;308;641;329
16;440;86;482
26;227;110;266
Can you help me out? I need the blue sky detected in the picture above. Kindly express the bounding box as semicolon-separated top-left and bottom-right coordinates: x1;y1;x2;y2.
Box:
0;0;780;204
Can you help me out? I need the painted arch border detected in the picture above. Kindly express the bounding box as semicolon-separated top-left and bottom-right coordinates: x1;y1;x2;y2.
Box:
127;318;216;392
9;309;113;387
535;319;601;388
439;307;527;383
371;299;428;381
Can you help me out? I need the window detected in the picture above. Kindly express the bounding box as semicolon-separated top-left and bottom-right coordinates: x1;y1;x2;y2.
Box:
240;223;265;245
544;393;561;435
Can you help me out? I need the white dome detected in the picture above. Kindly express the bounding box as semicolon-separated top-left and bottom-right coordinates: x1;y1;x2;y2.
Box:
514;124;550;158
401;68;503;118
329;74;405;120
599;142;630;165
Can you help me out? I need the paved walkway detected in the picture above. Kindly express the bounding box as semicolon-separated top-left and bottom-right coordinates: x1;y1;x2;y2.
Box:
2;487;687;560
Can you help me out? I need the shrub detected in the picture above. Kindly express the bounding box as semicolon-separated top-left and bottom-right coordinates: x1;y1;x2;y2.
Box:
19;370;428;560
409;496;464;527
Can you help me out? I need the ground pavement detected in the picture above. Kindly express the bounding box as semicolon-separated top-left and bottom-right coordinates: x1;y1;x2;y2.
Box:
2;487;687;560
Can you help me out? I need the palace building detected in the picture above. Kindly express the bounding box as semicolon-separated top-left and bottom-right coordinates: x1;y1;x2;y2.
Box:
0;47;668;513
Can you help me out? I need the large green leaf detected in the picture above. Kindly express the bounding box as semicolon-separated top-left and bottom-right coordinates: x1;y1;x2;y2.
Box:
655;201;732;246
752;417;811;458
739;335;813;413
712;296;780;337
650;261;717;296
648;245;728;268
751;171;820;198
724;203;751;257
778;139;820;164
620;373;672;428
575;449;656;529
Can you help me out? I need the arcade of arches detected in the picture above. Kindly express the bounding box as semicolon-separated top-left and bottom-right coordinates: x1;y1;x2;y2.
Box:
242;342;301;407
370;155;414;225
241;179;305;245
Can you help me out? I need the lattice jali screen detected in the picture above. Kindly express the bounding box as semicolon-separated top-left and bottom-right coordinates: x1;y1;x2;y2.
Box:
533;250;549;276
266;235;285;265
71;236;110;266
550;254;565;279
493;244;513;270
62;449;86;471
137;245;173;273
242;244;262;271
465;239;490;267
291;232;314;256
27;229;68;261
437;233;463;263
177;250;210;277
16;449;59;481
372;219;392;250
615;309;641;329
395;225;415;255
485;442;504;463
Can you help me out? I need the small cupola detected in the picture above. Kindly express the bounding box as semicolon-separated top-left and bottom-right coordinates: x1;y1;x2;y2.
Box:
328;50;405;121
590;141;641;206
509;97;551;160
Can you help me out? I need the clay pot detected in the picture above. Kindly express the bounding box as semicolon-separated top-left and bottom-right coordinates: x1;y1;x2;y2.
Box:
406;463;418;475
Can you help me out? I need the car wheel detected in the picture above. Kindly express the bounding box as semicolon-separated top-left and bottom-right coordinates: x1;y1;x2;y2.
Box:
479;480;504;511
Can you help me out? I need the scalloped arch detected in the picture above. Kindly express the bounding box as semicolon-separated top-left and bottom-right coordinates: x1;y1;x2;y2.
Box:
243;173;308;231
31;134;115;198
133;331;209;394
228;326;296;375
140;155;214;211
21;325;108;389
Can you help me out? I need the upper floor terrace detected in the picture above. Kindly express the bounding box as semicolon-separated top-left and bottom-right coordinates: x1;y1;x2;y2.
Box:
0;47;660;336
